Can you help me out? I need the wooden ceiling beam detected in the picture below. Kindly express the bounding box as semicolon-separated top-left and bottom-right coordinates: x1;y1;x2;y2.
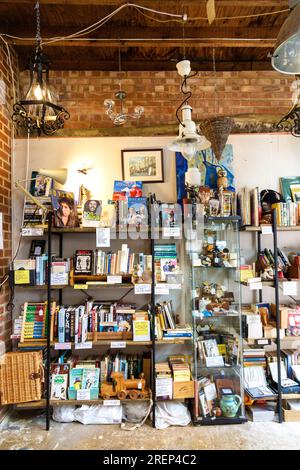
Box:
0;1;289;7
17;58;273;71
10;38;276;48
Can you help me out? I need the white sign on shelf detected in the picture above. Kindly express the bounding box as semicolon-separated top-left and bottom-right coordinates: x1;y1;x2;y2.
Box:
283;281;297;296
75;341;93;350
77;389;90;400
103;400;120;406
21;227;44;237
134;283;151;294
163;227;181;238
54;342;71;350
249;282;263;290
155;284;169;295
167;283;182;290
107;275;122;284
260;225;272;235
96;227;110;247
110;341;126;349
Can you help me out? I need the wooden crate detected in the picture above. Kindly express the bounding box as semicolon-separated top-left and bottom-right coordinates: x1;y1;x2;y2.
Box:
173;380;195;399
283;399;300;422
0;351;44;405
86;331;133;341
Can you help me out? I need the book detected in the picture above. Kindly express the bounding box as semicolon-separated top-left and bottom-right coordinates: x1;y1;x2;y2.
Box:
69;368;83;390
29;240;46;258
280;176;300;203
74;250;93;275
82;200;102;227
82;368;100;389
30;171;53;197
113;181;143;201
50;373;68;400
51;189;79;228
127;197;148;226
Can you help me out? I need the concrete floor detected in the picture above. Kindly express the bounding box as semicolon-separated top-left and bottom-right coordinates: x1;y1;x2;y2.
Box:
0;410;300;450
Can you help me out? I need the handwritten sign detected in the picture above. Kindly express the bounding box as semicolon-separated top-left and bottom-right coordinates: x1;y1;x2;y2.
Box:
96;227;110;247
107;275;122;284
110;341;126;349
54;342;71;350
250;282;263;290
155;284;169;295
260;225;272;235
77;389;90;400
283;281;297;296
75;341;93;350
134;283;151;294
103;400;120;406
22;227;44;236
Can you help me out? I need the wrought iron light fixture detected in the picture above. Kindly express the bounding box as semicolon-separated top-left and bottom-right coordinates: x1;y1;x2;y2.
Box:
272;1;300;75
168;59;210;160
12;2;70;136
104;48;144;126
277;75;300;136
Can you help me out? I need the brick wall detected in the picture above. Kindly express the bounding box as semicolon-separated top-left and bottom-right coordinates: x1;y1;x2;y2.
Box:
0;44;18;420
19;70;295;131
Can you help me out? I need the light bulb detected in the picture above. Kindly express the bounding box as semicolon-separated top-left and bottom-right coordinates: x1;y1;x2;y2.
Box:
33;84;43;100
180;142;196;160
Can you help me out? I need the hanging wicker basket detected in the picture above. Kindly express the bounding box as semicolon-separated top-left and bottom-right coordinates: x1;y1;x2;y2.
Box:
198;116;234;161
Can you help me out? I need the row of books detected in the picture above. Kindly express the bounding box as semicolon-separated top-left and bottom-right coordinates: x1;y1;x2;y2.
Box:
197;332;239;367
257;248;290;271
85;248;152;276
53;301;149;342
23;196;52;226
11;257;71;286
243;348;266;368
272;202;300;227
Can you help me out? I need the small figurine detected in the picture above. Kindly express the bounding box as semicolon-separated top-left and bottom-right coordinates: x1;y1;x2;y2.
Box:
217;168;228;190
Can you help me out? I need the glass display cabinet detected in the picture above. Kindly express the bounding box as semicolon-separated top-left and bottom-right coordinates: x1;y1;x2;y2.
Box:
186;216;246;425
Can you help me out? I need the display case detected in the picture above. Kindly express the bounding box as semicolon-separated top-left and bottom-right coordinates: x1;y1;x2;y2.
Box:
186;216;246;425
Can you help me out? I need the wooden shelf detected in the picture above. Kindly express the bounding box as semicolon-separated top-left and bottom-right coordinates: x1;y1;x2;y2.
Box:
14;283;135;289
17;338;195;348
241;225;300;232
156;338;192;344
241;279;300;288
14;398;151;409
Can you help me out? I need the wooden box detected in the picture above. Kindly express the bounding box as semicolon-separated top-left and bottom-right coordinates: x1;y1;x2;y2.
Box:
282;399;300;422
0;351;44;405
173;380;195;399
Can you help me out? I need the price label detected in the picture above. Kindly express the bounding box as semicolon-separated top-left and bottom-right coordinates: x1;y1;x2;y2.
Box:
74;284;88;289
250;282;263;290
103;400;120;406
22;227;44;236
134;283;151;294
283;281;297;296
167;284;182;290
260;225;272;235
107;275;122;284
96;227;110;247
110;341;126;349
163;227;181;238
155;284;169;295
75;341;93;350
77;389;90;401
54;342;71;350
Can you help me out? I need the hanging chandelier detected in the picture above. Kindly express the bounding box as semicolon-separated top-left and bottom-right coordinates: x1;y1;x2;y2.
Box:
168;59;210;160
12;2;70;136
104;48;144;126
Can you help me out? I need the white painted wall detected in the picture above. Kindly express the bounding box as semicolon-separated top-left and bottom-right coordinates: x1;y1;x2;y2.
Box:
12;133;300;339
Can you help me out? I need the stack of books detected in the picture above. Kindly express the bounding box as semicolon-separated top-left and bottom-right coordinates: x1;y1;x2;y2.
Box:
23;196;52;227
271;202;300;226
243;348;266;368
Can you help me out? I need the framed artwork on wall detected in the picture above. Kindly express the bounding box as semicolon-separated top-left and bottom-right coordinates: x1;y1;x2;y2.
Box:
121;148;164;183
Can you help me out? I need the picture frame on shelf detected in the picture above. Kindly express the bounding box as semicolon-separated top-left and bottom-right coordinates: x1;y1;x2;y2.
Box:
121;148;164;183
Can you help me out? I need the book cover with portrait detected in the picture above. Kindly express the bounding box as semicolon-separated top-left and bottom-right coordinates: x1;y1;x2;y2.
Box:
82;199;102;227
51;189;79;228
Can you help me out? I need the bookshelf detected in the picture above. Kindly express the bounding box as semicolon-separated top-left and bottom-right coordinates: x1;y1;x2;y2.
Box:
239;208;300;423
12;224;156;430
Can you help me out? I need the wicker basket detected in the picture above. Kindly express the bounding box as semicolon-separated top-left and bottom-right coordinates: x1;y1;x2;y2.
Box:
0;351;44;405
198;116;234;161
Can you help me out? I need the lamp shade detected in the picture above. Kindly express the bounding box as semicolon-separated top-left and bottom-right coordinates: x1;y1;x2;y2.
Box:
272;3;300;74
39;168;68;185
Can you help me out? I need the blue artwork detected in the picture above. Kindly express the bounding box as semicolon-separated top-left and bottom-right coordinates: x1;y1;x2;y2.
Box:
176;144;235;202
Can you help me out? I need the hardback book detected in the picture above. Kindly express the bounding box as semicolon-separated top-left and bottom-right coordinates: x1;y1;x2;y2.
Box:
113;181;143;201
82;200;102;227
29;239;46;258
74;250;93;275
82;368;100;390
69;368;83;389
127;197;148;226
30;171;53;197
50;373;68;400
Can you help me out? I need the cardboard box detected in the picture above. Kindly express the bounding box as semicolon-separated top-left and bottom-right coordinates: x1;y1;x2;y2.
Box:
270;304;289;329
263;325;285;339
283;399;300;422
173;380;195;399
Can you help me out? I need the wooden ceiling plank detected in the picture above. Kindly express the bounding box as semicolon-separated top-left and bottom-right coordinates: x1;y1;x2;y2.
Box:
0;1;288;6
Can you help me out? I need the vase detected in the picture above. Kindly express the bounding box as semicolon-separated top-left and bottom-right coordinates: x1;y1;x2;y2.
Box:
220;394;241;418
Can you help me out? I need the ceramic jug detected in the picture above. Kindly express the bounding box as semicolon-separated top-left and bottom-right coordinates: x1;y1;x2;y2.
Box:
220;394;241;418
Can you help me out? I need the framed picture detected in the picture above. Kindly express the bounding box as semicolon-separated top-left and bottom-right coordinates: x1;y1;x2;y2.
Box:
121;148;164;183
